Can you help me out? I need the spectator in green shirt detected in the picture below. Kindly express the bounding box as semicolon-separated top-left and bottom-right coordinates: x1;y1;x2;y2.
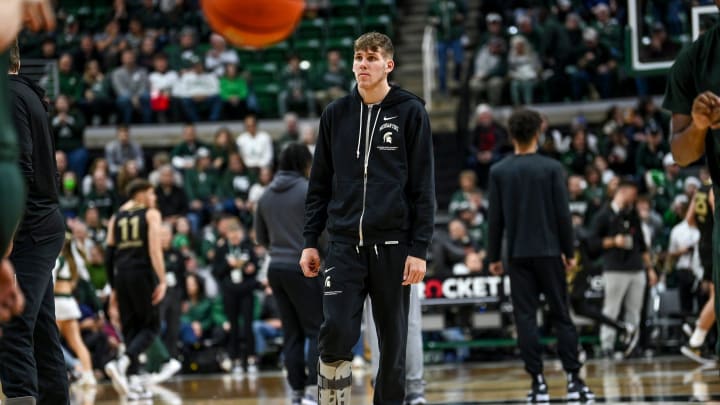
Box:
180;273;228;347
220;63;249;120
57;53;83;102
184;147;220;229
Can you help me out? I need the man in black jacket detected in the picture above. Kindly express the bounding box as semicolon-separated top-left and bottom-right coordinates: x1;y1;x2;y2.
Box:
300;32;435;405
0;40;70;404
588;180;657;358
487;109;593;403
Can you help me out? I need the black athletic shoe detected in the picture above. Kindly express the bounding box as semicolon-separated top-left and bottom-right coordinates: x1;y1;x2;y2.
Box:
527;375;549;403
567;375;595;403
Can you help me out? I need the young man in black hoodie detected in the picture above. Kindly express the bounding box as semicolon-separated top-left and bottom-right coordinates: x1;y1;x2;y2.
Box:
487;109;594;403
301;32;435;405
0;38;70;405
255;143;323;405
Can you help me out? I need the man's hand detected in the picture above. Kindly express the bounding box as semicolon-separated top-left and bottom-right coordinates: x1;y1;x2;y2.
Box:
22;0;56;32
300;248;320;278
692;91;720;130
613;234;626;248
151;281;167;305
0;259;24;323
562;255;576;271
191;321;202;338
489;261;504;276
647;268;658;287
402;256;426;285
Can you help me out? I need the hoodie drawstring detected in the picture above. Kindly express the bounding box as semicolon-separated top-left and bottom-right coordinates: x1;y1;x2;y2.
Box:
356;103;363;159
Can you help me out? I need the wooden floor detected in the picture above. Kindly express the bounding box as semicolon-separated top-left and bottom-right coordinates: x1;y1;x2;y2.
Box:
74;357;720;404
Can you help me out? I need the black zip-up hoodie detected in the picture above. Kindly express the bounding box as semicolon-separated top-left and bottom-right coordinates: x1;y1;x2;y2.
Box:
304;85;435;259
8;74;63;240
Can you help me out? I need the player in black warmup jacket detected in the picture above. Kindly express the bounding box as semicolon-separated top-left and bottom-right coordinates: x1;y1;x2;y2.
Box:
487;109;594;404
104;179;167;401
301;32;435;405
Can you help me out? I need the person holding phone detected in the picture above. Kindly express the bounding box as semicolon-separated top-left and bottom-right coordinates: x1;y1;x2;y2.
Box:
588;179;658;358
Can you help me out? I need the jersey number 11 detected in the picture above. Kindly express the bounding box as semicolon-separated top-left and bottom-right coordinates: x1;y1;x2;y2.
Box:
118;216;140;242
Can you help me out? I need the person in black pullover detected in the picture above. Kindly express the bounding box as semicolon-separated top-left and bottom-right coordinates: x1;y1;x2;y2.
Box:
213;220;262;376
487;109;594;404
301;32;435;405
588;180;657;357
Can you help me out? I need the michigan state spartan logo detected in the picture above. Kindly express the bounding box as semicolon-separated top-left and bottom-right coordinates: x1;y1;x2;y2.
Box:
383;132;393;144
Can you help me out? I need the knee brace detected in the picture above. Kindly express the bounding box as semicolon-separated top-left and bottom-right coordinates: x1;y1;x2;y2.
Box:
318;360;352;405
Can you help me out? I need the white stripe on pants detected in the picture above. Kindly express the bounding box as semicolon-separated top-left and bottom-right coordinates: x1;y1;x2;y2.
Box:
365;284;424;395
600;271;647;351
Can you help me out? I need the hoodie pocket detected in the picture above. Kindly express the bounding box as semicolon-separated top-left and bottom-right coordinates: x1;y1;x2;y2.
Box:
363;182;408;232
327;180;363;232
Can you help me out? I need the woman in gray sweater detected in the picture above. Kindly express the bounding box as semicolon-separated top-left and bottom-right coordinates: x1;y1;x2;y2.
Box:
254;142;322;405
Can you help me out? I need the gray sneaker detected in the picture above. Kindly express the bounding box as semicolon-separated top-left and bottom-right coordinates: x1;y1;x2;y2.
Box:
301;394;319;405
405;392;427;405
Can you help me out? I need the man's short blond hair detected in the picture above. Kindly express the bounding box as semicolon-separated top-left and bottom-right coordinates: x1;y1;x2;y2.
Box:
354;32;394;59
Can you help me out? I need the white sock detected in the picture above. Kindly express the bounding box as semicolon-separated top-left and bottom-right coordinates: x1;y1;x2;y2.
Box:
689;326;708;348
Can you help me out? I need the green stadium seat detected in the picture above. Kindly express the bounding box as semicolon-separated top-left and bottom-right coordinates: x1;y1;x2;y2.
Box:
330;0;361;17
262;42;291;65
246;63;279;84
62;0;92;16
329;16;360;38
295;18;327;41
254;83;280;118
235;48;263;67
196;43;212;59
364;0;396;18
294;39;324;63
362;15;393;38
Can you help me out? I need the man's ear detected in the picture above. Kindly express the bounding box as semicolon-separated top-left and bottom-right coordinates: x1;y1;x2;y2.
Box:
386;59;395;74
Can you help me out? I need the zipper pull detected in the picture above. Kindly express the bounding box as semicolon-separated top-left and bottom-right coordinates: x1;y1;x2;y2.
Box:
374;245;379;258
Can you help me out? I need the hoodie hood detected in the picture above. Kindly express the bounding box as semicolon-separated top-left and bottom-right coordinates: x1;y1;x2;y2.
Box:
269;170;305;193
352;85;425;108
9;75;48;111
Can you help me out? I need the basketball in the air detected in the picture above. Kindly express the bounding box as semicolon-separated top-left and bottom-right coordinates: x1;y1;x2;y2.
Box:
201;0;306;48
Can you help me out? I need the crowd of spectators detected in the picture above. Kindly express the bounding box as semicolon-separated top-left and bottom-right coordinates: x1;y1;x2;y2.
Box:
431;0;702;104
25;0;355;129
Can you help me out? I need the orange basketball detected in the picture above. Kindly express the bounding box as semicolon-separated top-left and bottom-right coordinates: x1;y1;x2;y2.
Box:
201;0;305;48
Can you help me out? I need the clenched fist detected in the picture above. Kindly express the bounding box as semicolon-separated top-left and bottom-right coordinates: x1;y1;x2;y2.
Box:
692;91;720;130
300;248;321;278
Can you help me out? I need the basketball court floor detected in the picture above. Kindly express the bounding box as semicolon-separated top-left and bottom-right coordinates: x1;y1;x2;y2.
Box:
72;356;719;404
